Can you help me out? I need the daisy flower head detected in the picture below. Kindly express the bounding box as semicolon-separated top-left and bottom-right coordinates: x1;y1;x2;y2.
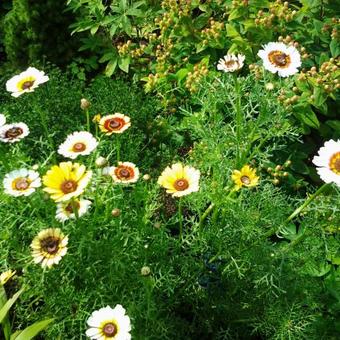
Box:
217;53;245;73
99;113;131;135
43;162;92;202
86;305;131;340
0;114;6;127
56;199;92;222
3;169;41;197
0;122;29;143
0;270;16;285
257;42;301;77
58;131;98;159
110;162;140;184
6;67;49;97
31;228;68;268
158;163;200;197
312;139;340;185
232;165;259;190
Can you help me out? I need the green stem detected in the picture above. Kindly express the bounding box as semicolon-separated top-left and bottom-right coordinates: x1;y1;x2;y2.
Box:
199;203;215;229
234;74;242;167
71;198;79;220
0;286;11;340
86;109;90;132
178;198;183;242
116;137;121;162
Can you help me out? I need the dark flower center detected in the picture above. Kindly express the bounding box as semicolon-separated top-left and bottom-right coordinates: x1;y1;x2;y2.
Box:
60;180;78;194
104;118;125;131
14;178;30;190
41;236;59;254
65;201;80;213
21;80;34;90
5;127;23;139
174;178;189;191
103;322;117;337
268;51;291;68
330;152;340;175
240;176;250;185
72;142;86;152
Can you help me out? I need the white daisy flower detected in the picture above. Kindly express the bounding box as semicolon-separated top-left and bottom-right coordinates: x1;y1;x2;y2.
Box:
0;114;6;127
0;123;29;143
6;67;49;97
257;42;301;77
86;305;131;340
56;199;92;222
3;169;41;197
58;131;98;159
312;139;340;185
217;53;245;73
110;162;140;184
102;166;114;176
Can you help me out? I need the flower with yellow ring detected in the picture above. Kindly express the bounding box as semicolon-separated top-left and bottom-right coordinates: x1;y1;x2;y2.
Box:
6;67;49;97
43;161;92;202
232;165;259;190
158;163;200;197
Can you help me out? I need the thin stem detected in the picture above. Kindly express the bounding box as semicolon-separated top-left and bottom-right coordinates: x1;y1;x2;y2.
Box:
199;203;215;229
86;109;90;132
178;198;183;242
71;198;79;220
116;137;121;162
234;74;242;167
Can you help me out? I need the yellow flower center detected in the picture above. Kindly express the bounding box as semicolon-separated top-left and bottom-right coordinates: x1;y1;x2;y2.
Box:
103;322;117;337
5;127;23;139
14;177;30;190
268;51;291;68
40;236;60;254
174;178;189;191
72;142;86;152
22;80;34;90
17;76;36;91
60;180;78;194
240;176;250;185
329;152;340;175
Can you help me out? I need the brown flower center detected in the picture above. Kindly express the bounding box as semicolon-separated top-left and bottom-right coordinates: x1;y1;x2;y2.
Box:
240;176;250;185
65;201;80;213
21;80;35;90
41;236;60;254
103;322;117;337
224;60;238;68
72;142;86;152
14;178;30;190
104;118;125;131
329;152;340;175
60;180;78;194
174;178;189;191
5;127;23;139
114;166;134;180
268;51;291;68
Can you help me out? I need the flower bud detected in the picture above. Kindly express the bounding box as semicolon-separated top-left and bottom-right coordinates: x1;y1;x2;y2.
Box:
32;164;39;170
111;208;121;217
95;157;108;168
143;174;151;181
141;266;151;276
80;98;91;110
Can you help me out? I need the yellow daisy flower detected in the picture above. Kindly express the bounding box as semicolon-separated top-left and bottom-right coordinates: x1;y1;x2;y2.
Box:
99;113;131;135
158;163;200;197
31;228;68;268
0;270;16;285
232;165;259;190
43;161;92;202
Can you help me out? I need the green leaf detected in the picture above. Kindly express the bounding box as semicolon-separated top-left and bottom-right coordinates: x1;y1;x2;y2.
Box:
0;288;24;323
330;39;340;58
105;59;118;77
226;24;239;38
12;319;54;340
293;105;320;129
118;57;130;73
90;25;99;35
193;13;210;30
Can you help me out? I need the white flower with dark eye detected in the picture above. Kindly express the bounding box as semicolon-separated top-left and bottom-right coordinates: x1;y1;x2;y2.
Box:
58;131;98;159
86;305;131;340
258;42;301;77
312;139;340;186
3;169;41;197
6;67;49;97
217;54;245;73
0;123;29;143
56;199;92;222
110;162;140;184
